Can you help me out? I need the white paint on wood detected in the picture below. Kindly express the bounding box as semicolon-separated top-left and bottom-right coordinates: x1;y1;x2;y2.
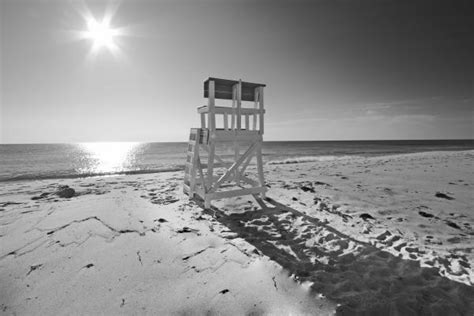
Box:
223;113;228;130
259;87;264;135
197;105;264;115
208;80;215;132
186;78;267;208
236;80;242;130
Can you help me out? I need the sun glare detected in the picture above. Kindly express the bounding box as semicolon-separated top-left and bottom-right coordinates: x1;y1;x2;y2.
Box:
72;2;127;58
84;18;119;53
79;142;140;174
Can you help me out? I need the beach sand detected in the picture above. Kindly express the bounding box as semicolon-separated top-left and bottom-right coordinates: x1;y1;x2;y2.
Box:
1;150;473;315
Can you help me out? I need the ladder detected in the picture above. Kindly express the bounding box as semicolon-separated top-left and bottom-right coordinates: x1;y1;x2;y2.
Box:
183;129;199;196
183;128;207;197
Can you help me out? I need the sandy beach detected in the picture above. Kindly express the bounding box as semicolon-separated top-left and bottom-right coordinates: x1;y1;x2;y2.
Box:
1;150;473;315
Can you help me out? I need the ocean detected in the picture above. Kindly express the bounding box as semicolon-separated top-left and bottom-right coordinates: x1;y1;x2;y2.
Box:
1;140;473;182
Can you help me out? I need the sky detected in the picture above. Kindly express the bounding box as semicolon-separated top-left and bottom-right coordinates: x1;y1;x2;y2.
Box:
1;0;473;143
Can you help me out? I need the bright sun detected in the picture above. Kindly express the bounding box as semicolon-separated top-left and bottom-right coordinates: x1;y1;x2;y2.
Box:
71;2;129;59
83;17;120;54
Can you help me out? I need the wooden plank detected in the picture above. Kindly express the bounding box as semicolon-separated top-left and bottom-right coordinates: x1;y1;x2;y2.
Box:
237;148;254;180
213;143;257;190
207;143;215;191
213;130;262;142
253;87;259;130
183;184;190;195
252;194;268;209
206;82;216;193
233;141;240;183
189;132;200;196
199;128;209;144
196;156;206;193
208;80;215;132
256;141;265;198
223;114;228;130
197;106;265;115
236;80;242;130
195;186;205;199
231;85;236;130
207;186;266;200
259;87;264;135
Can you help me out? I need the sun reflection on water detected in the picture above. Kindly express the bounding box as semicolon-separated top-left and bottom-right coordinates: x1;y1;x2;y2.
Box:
78;142;140;174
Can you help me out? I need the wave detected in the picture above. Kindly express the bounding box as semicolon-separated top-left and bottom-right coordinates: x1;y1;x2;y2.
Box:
0;167;185;183
267;155;364;165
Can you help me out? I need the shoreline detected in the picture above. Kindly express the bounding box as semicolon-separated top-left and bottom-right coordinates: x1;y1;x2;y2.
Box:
2;149;473;184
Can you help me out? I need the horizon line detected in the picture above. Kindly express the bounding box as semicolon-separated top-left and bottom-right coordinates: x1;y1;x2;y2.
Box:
1;138;473;145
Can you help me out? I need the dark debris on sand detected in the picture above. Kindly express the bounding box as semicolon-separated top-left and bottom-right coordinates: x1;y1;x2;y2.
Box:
176;227;198;233
418;211;435;218
435;192;454;200
26;264;43;276
31;185;76;200
31;192;50;200
56;186;75;198
446;221;461;230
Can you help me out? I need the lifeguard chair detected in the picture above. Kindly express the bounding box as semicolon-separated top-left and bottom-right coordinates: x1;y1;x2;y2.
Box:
183;77;266;208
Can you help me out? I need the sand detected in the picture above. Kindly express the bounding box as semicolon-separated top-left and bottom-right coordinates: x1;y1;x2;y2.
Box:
1;150;473;315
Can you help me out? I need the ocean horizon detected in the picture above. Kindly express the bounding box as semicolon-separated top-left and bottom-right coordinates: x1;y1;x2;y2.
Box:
1;139;473;183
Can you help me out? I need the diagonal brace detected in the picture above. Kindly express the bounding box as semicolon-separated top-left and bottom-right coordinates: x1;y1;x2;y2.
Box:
212;143;257;191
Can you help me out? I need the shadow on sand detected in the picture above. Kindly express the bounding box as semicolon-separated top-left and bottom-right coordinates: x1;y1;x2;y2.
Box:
196;197;474;315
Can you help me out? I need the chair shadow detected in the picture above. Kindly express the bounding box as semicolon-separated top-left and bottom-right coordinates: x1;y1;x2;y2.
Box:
195;196;474;315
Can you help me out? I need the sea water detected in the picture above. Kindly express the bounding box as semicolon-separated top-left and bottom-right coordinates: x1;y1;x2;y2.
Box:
1;140;473;182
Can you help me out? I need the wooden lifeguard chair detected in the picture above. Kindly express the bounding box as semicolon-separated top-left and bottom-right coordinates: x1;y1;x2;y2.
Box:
183;77;266;208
